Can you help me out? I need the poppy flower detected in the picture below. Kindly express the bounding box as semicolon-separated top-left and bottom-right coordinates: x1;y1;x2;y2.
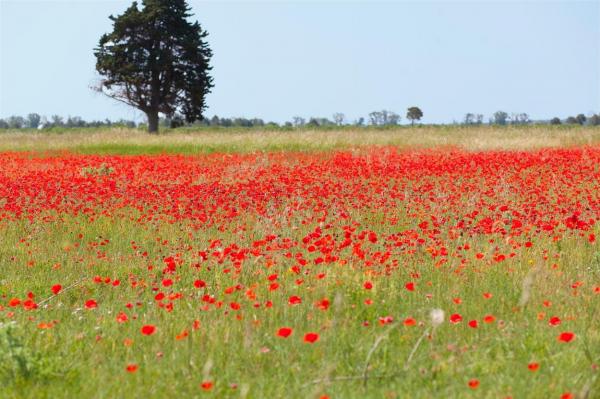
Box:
277;327;293;338
304;332;319;343
85;299;98;309
288;296;302;305
468;379;479;389
51;284;62;295
548;316;561;326
527;362;539;371
558;332;575;343
126;364;138;373
141;325;156;336
200;381;213;391
194;279;206;288
450;313;462;324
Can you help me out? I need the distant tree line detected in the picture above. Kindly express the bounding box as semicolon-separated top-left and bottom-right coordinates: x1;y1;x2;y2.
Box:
1;107;599;130
461;111;600;126
0;114;136;129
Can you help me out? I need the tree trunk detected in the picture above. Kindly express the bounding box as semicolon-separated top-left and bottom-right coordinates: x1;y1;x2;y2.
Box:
147;111;159;134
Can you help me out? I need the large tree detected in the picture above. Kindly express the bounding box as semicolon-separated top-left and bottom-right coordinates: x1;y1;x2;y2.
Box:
94;0;213;133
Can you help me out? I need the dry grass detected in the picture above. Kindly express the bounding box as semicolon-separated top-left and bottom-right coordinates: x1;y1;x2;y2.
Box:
1;125;599;154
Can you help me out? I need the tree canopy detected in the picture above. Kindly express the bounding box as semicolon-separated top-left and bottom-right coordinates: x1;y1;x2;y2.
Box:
94;0;213;133
406;107;423;125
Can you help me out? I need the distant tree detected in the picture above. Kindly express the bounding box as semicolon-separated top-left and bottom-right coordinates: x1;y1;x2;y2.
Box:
7;116;26;129
210;115;220;126
292;116;305;127
313;117;334;126
406;107;423;125
220;118;233;127
50;115;64;127
565;116;578;124
575;114;587;125
492;111;509;125
550;117;562;125
475;114;484;124
251;118;265;127
511;113;529;125
464;113;474;125
387;112;400;125
26;113;41;129
66;116;86;128
369;110;399;126
589;114;600;126
0;119;8;129
94;0;214;133
307;118;320;127
332;113;345;126
369;111;382;126
355;117;365;126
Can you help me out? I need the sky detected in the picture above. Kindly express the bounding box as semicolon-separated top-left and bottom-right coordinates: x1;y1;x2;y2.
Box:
0;0;599;124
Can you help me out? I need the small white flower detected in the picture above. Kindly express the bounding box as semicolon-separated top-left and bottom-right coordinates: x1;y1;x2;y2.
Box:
430;308;445;327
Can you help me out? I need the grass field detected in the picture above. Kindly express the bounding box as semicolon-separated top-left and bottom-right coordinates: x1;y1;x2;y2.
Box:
2;125;600;154
1;127;599;398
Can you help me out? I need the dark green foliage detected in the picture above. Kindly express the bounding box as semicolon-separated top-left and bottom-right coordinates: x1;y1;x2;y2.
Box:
565;116;578;124
406;106;423;125
26;113;41;129
492;111;509;125
94;0;213;133
550;117;561;125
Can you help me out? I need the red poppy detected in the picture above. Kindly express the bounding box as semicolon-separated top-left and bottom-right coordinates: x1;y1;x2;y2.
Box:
548;316;561;326
51;284;62;295
126;364;138;373
304;332;319;343
288;295;302;305
85;299;98;309
277;327;293;338
141;325;156;336
194;279;206;288
450;313;462;324
468;379;479;389
527;362;539;371
200;381;213;391
558;332;575;343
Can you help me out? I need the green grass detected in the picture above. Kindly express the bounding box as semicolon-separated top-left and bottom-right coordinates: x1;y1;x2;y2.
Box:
1;211;598;398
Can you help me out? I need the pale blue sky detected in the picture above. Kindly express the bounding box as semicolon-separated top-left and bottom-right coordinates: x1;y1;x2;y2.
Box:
1;0;599;123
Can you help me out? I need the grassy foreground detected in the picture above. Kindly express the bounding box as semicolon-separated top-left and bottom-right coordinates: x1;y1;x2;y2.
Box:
1;131;599;398
1;124;600;154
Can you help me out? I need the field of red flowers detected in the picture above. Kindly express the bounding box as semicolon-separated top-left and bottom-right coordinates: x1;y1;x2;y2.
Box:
1;147;599;398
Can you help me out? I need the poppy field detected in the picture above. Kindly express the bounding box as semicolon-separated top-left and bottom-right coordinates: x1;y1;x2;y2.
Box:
1;145;599;398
